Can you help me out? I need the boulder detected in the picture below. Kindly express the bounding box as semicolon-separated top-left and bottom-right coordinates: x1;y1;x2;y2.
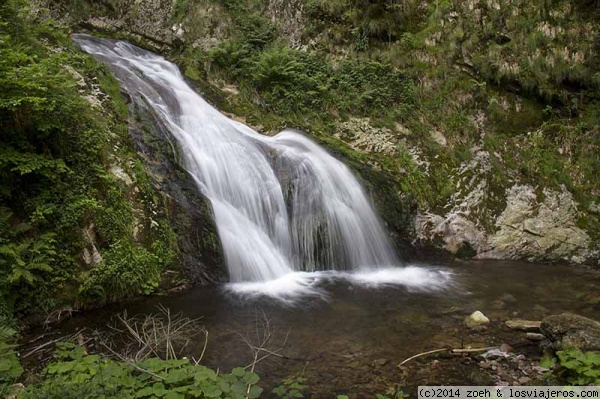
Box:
540;313;600;352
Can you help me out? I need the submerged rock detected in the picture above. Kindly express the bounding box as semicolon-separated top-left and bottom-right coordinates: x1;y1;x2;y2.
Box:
465;311;490;328
540;313;600;352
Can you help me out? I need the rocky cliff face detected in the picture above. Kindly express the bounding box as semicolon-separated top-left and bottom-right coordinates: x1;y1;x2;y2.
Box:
38;0;599;267
127;100;226;284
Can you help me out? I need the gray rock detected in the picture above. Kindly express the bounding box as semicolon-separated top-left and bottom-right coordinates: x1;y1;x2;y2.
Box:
526;333;546;341
371;358;388;367
540;313;600;352
482;185;591;264
505;319;541;332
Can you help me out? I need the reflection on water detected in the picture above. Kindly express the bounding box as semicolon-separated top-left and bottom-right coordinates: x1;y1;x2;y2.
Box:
31;261;600;394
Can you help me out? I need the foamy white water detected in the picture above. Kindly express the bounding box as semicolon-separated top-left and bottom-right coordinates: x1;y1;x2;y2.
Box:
74;35;450;296
225;267;453;303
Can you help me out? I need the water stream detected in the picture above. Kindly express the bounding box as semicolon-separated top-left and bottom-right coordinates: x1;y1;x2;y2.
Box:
73;34;416;297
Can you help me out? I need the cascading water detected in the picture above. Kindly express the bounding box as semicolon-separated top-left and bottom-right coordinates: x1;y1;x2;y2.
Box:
73;35;450;298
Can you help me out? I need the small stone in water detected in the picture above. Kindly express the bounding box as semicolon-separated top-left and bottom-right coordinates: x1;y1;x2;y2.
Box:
500;343;514;353
526;333;545;341
465;311;490;328
372;358;388;367
500;293;517;303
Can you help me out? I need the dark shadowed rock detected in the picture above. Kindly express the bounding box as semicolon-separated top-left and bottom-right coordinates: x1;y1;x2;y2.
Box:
540;313;600;352
129;99;226;285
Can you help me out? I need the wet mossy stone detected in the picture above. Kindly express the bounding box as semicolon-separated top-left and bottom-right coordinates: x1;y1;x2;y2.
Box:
541;313;600;352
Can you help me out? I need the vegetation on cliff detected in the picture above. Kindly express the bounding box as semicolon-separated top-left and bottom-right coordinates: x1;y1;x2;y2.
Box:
0;0;179;327
171;0;599;262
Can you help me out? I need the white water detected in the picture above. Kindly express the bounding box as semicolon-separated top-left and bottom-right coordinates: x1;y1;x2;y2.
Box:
74;35;450;298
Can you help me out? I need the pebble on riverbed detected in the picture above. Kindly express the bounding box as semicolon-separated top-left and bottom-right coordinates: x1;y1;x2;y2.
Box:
465;311;490;328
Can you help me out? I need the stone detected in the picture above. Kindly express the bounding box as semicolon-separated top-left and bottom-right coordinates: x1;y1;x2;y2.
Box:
465;311;490;328
519;376;531;384
505;319;541;332
500;293;517;303
540;313;600;352
482;185;591;264
526;333;545;341
430;129;448;146
500;343;514;353
110;165;134;186
372;358;388;367
335;118;399;155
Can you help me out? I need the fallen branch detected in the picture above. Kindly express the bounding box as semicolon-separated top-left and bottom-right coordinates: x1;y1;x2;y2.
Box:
99;341;166;381
23;329;85;358
397;346;498;367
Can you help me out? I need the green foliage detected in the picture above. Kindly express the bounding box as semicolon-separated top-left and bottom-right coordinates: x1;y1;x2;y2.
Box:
79;240;161;304
172;0;191;23
0;325;23;397
23;343;263;399
0;1;180;318
305;0;426;44
272;375;309;398
221;0;276;50
554;348;600;385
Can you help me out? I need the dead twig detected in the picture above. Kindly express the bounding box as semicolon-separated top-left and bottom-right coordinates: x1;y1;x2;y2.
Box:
105;306;206;362
23;329;85;358
397;346;498;367
98;341;166;381
233;309;290;398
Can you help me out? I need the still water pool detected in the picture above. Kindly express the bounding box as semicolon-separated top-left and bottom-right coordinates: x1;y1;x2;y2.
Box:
29;261;600;395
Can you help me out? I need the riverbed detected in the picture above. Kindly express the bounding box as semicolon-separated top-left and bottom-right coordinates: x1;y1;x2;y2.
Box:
23;260;600;396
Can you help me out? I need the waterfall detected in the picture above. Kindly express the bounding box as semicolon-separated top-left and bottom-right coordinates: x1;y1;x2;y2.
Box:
73;34;400;284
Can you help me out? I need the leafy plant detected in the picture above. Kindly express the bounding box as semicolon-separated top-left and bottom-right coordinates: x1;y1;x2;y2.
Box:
272;375;309;398
79;240;161;304
554;348;600;385
22;343;263;399
0;324;23;397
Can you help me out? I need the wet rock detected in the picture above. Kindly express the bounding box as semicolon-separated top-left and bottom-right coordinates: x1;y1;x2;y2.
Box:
128;100;226;284
465;311;490;328
482;349;507;360
491;300;506;310
500;343;514;353
540;313;600;352
372;358;388;367
442;306;464;315
505;319;541;332
526;333;545;341
500;293;517;303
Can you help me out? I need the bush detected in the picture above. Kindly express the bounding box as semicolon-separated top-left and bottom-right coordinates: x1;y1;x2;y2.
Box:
79;240;161;305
